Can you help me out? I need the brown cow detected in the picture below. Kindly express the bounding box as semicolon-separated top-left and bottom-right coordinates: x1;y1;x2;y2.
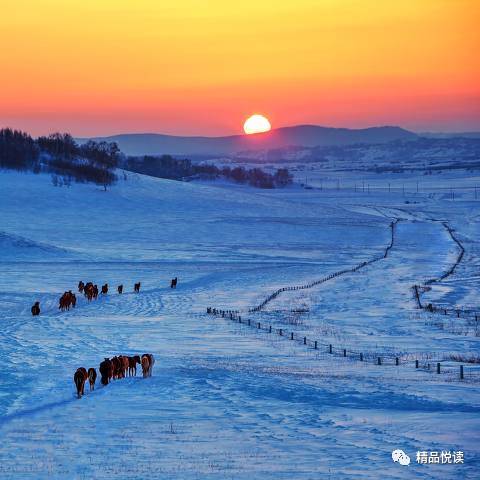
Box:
116;355;126;378
74;367;88;398
128;355;141;376
84;283;94;301
120;356;129;377
101;284;108;295
141;355;150;378
141;353;155;377
59;291;75;311
99;358;112;385
111;356;122;379
78;281;85;293
88;367;97;391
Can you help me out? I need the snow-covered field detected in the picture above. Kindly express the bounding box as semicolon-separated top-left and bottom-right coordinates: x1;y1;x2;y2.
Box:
0;168;479;479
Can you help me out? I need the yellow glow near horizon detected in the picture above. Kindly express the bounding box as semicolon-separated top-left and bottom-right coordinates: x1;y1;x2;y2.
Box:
0;1;478;135
244;115;271;135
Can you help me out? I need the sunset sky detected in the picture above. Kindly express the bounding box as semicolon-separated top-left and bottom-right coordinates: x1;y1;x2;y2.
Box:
0;0;479;136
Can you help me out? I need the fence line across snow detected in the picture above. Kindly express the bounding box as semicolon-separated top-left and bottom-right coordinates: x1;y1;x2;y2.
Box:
206;308;478;383
249;219;399;313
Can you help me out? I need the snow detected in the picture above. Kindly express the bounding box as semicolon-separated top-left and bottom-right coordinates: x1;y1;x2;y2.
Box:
0;167;479;479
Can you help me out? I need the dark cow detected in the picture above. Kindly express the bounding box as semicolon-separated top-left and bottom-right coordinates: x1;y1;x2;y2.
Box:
111;356;123;379
88;367;97;391
170;277;178;289
78;281;85;293
74;367;88;398
134;282;141;293
31;301;40;316
128;355;141;376
99;358;112;385
101;283;108;295
117;284;123;294
141;353;155;377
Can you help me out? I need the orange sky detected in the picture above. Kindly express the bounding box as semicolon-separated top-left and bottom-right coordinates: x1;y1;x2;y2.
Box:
0;0;479;136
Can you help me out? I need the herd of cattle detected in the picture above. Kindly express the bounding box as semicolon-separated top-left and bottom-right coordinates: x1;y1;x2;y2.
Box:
30;279;173;398
31;277;179;316
73;353;155;398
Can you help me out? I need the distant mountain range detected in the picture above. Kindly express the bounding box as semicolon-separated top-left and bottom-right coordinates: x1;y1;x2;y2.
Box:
78;125;418;157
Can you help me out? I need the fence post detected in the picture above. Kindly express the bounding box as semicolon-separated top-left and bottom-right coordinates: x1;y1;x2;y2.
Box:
314;341;317;349
437;362;440;374
460;365;464;380
248;319;250;326
329;344;332;354
343;349;347;357
269;325;272;333
257;322;260;329
279;329;282;336
377;357;382;365
395;357;399;366
415;360;419;369
360;353;363;361
304;337;307;345
290;332;294;340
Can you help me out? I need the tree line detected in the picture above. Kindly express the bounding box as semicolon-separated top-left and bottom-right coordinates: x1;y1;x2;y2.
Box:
0;127;293;189
0;128;119;189
126;155;293;188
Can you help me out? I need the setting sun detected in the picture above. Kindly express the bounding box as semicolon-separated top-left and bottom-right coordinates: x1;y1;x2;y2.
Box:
244;114;271;135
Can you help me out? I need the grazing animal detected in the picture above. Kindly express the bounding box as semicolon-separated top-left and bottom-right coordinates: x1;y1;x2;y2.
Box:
116;355;127;378
142;353;155;377
93;285;99;299
117;284;123;294
74;367;88;398
59;291;75;311
78;281;85;293
71;293;77;308
84;282;94;301
134;282;141;293
88;367;97;391
120;355;129;376
101;283;108;295
99;358;112;385
170;277;178;289
111;356;123;379
128;355;141;376
141;355;150;378
31;301;40;316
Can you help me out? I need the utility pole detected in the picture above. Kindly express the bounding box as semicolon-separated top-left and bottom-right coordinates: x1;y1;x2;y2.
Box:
388;182;391;193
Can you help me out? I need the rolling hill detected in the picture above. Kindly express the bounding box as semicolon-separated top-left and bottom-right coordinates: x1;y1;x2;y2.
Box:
79;125;417;157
